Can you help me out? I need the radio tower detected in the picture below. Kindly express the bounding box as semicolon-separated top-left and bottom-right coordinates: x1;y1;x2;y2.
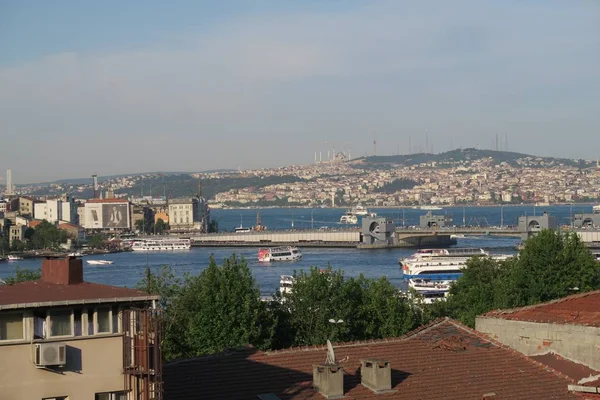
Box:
373;133;376;156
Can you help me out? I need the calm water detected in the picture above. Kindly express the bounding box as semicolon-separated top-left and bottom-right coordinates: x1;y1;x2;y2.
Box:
0;204;593;295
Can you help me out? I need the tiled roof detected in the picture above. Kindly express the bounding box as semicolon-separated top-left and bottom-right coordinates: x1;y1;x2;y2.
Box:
163;318;579;400
482;290;600;327
0;280;157;309
530;353;600;385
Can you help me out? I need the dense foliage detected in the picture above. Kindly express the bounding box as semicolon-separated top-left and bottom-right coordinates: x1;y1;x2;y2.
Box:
428;229;600;326
373;178;418;193
28;220;69;250
3;267;41;284
137;258;423;361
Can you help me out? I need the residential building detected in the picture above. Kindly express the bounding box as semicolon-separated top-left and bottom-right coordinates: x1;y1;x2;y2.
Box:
167;196;209;232
8;224;26;247
0;257;162;399
163;318;582;400
0;200;7;216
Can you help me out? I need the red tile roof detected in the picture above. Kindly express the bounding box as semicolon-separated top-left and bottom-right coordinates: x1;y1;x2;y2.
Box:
482;290;600;327
0;280;157;310
530;353;600;385
163;318;579;400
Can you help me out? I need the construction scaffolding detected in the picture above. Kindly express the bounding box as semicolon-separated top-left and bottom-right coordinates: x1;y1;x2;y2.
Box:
123;308;163;400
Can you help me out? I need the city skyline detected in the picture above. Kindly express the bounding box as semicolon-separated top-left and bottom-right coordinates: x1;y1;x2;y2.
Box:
1;0;599;183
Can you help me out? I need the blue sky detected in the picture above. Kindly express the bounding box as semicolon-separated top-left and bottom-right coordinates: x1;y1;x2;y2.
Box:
1;0;599;183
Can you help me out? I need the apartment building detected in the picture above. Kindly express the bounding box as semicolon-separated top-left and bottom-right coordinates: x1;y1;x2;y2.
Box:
0;257;162;399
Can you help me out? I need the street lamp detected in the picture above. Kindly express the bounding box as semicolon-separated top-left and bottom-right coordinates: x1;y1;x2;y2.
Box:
328;318;344;342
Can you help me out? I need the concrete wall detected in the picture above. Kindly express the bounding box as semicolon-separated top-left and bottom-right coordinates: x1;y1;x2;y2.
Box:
0;335;125;399
476;316;600;370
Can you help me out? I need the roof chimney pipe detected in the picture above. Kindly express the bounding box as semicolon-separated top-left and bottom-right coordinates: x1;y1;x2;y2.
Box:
313;364;344;399
360;359;394;393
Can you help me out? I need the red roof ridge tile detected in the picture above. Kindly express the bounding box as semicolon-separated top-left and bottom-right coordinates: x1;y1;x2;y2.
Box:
481;290;600;319
263;317;453;356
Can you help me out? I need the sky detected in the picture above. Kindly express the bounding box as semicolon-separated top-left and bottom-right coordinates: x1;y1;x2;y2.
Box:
1;0;599;183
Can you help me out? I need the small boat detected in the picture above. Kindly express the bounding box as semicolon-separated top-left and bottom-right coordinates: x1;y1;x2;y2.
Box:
593;205;600;214
68;252;83;257
258;246;302;262
340;212;358;224
420;205;443;210
86;260;114;265
7;255;23;261
280;275;294;294
350;205;368;216
131;239;191;251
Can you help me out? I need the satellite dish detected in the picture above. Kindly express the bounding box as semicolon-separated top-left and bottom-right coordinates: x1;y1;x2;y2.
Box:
325;339;336;365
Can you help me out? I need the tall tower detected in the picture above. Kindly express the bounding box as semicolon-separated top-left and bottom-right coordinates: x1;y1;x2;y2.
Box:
373;133;376;156
6;169;13;196
92;174;98;198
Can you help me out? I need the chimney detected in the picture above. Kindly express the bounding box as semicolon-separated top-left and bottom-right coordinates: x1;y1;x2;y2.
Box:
41;257;84;285
360;359;394;393
313;364;344;398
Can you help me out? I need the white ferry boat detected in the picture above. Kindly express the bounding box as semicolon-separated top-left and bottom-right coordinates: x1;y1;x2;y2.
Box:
340;212;358;224
350;205;368;216
131;238;191;251
280;275;294;294
419;205;443;210
86;260;113;265
258;246;302;262
400;248;512;302
593;204;600;213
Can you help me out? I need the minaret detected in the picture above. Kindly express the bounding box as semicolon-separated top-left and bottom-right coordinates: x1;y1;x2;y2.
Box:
6;169;13;196
92;174;98;198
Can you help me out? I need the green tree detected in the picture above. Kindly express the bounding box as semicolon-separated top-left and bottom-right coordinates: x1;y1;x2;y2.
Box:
4;267;41;284
87;234;105;249
155;218;168;234
207;220;218;233
30;220;68;250
274;267;421;347
24;227;35;241
139;255;273;360
510;230;600;306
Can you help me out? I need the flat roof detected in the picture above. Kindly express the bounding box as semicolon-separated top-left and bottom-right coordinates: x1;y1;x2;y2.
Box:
0;280;158;310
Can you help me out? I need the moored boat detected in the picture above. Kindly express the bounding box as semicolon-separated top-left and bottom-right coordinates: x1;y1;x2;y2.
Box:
131;238;191;251
400;248;513;302
7;255;23;261
280;275;294;294
86;260;113;265
350;205;368;216
340;212;358;224
258;246;302;262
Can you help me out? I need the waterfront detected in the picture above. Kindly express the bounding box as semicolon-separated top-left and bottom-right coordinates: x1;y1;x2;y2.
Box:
0;236;519;296
1;204;594;295
211;204;595;232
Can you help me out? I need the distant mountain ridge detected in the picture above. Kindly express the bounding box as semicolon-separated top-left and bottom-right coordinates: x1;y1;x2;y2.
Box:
42;169;237;186
356;148;593;168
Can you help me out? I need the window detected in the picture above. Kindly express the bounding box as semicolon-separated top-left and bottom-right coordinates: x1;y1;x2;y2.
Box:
96;392;126;400
0;313;23;340
49;310;72;337
97;308;111;333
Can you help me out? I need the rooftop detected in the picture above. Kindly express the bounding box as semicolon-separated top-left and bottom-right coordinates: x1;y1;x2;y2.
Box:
481;290;600;327
0;257;157;310
86;198;129;203
163;318;579;400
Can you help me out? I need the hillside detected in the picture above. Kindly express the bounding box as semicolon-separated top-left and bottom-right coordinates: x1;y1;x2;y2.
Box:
354;148;593;168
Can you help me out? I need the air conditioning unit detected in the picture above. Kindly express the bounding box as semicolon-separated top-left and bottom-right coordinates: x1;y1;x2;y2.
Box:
35;343;67;367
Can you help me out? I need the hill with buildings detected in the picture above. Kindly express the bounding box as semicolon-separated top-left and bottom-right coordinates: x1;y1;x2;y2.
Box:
356;148;593;169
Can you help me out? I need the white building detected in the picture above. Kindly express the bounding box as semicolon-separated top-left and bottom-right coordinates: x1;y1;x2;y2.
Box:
33;195;79;224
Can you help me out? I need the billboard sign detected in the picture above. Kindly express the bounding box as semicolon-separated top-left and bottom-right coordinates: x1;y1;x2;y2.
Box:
102;203;129;229
84;203;103;229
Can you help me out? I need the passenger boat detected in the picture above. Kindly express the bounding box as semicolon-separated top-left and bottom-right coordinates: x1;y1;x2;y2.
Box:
258;246;302;262
131;238;191;251
339;212;358;224
7;255;23;261
350;205;368;216
86;260;113;265
399;248;512;302
280;275;294;294
593;204;600;214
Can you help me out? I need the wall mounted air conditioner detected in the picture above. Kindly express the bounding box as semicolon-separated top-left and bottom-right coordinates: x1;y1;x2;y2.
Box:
35;342;67;367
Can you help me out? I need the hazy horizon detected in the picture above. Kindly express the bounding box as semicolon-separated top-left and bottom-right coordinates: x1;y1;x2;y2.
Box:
1;1;599;183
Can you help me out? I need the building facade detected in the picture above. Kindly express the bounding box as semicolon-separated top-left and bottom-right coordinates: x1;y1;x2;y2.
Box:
0;257;162;399
83;199;131;231
167;197;209;232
